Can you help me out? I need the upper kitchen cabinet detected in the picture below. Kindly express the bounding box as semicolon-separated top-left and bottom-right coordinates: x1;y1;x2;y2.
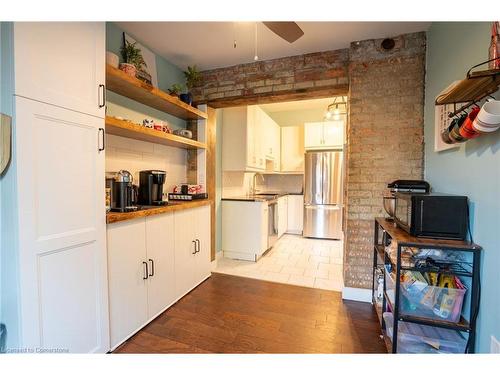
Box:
262;110;281;171
222;105;266;171
304;120;344;150
13;22;105;118
280;126;305;173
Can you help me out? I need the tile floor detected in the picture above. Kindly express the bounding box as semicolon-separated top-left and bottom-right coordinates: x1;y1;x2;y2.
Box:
214;234;344;291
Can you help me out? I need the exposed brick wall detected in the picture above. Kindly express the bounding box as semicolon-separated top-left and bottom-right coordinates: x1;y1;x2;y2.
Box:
345;32;426;289
194;32;426;291
192;50;349;107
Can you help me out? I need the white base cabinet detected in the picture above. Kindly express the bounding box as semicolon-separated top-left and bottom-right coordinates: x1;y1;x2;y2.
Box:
107;205;211;350
174;205;211;299
287;195;304;234
222;200;268;261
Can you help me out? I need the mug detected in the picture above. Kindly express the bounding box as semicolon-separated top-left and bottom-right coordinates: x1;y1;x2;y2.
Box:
459;107;481;139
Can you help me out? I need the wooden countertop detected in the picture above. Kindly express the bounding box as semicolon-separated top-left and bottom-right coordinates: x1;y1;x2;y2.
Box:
375;217;481;251
107;200;212;224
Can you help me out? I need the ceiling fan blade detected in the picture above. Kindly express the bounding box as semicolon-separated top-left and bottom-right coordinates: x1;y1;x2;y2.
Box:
263;22;304;43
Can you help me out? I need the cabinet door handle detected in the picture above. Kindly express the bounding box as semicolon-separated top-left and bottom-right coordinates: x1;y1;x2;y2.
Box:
98;84;106;108
142;261;148;280
195;239;201;253
192;240;197;255
98;128;105;152
148;259;154;277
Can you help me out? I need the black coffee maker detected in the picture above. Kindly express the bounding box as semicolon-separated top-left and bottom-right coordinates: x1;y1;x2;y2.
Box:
138;170;168;206
110;170;138;212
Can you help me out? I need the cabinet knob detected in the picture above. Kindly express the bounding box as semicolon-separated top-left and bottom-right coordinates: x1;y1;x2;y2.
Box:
192;240;197;255
142;261;148;280
195;239;201;253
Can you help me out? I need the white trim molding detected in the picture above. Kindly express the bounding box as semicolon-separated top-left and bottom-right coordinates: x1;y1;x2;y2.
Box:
342;287;372;303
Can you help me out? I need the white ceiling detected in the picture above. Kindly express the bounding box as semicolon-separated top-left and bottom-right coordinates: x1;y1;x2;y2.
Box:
115;22;431;71
260;97;335;113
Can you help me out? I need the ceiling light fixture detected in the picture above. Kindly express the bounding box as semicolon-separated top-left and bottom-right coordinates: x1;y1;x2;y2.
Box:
325;96;347;121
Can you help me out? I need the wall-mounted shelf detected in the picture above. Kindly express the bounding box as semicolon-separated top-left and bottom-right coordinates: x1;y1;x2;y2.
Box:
105;116;206;150
435;69;500;106
435;58;500;118
106;65;208;121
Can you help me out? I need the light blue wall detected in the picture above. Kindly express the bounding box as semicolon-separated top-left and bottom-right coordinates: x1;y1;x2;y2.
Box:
0;21;20;350
105;22;186;130
424;22;500;353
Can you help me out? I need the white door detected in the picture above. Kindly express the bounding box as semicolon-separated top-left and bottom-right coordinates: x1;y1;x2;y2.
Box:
194;205;211;284
146;213;176;320
322;120;344;148
273;122;281;171
287;195;304;234
15;96;108;352
107;219;148;350
304;122;324;149
174;208;198;299
14;22;105;118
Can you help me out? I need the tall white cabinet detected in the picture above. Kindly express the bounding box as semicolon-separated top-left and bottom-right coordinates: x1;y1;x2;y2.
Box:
9;22;109;352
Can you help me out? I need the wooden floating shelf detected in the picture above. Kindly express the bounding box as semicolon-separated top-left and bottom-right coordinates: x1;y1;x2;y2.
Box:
435;68;500;106
106;65;208;121
105;116;206;150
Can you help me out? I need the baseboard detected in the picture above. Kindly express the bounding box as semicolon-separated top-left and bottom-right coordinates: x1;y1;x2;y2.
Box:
210;250;224;270
342;286;372;303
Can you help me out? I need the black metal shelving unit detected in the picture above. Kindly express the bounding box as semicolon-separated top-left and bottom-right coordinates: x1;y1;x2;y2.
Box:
372;218;482;354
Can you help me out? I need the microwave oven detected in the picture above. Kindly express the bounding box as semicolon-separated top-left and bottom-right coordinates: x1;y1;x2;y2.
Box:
394;192;468;240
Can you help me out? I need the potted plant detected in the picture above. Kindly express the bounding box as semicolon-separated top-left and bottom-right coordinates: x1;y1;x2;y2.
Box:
168;83;184;98
180;65;202;106
119;40;147;78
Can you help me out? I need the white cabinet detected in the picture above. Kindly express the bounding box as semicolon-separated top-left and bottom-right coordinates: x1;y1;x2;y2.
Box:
222;106;265;171
174;205;211;299
107;218;148;349
262;111;281;171
222;201;268;261
278;196;288;237
281;126;304;172
145;213;176;320
222;105;282;172
107;206;210;350
304;121;344;150
287;195;304;234
13;22;106;118
15;96;109;353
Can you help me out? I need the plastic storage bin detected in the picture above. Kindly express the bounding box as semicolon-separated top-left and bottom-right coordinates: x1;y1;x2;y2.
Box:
383;312;467;354
384;266;466;323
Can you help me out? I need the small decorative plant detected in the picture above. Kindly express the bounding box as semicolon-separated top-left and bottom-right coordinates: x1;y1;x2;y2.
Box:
168;83;184;97
184;65;202;91
120;40;147;71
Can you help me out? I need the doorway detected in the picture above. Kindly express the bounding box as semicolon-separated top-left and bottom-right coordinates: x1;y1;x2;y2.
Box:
214;97;347;291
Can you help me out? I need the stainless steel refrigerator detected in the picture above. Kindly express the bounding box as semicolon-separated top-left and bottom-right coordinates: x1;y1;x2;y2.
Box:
303;150;343;239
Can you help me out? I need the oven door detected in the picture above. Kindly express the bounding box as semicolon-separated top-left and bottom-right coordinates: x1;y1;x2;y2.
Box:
394;194;412;233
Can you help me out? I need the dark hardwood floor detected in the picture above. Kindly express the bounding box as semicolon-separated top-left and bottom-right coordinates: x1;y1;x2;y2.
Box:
114;273;386;354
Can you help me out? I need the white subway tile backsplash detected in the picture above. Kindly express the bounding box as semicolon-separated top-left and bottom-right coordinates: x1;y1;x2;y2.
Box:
106;134;187;193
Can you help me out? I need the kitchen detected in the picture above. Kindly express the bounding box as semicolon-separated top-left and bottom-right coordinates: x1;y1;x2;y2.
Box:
216;98;346;290
0;17;499;363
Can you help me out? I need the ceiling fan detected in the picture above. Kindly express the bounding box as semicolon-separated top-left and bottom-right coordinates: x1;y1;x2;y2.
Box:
263;22;304;43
